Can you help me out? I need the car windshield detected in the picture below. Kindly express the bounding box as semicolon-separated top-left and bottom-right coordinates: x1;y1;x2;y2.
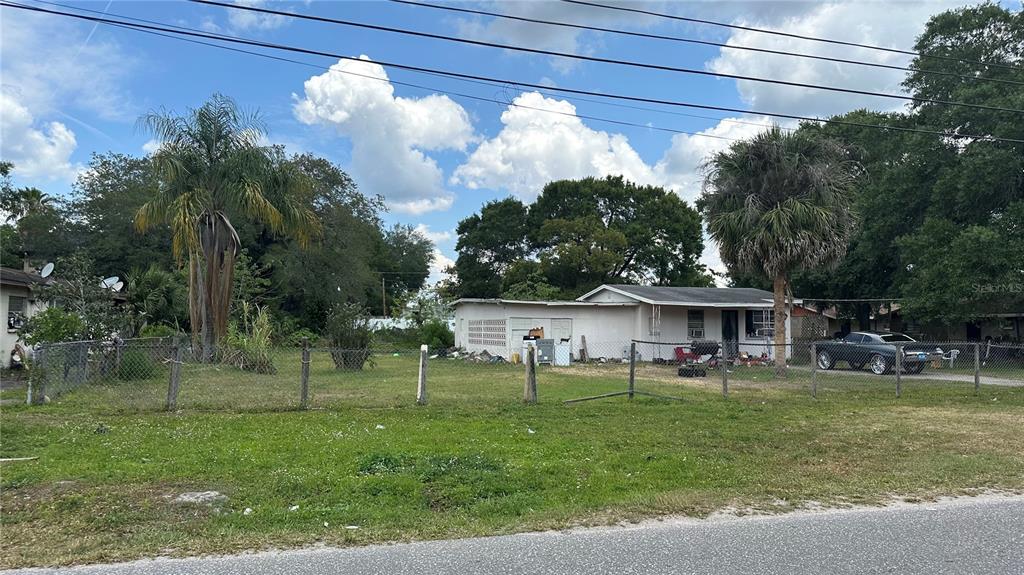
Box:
880;334;914;342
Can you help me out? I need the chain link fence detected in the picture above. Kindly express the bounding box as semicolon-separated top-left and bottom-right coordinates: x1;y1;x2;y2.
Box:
19;336;1024;412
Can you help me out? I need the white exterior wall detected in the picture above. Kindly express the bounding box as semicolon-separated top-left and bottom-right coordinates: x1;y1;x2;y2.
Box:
454;300;794;361
454;302;639;359
1;284;43;368
632;303;794;360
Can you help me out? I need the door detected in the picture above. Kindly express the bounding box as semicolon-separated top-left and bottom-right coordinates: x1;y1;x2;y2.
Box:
721;310;738;358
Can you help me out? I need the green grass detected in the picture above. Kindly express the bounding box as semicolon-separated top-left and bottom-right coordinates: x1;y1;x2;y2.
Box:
2;352;1023;568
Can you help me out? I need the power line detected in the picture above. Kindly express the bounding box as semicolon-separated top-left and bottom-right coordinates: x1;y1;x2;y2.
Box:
560;0;1023;73
390;0;1024;88
6;1;735;142
191;0;1024;116
29;0;789;134
6;1;1022;145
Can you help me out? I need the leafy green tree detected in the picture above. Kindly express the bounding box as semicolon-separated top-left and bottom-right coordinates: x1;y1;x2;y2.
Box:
135;94;320;358
20;253;128;343
124;264;187;334
700;127;860;375
449;198;531;298
374;224;434;315
0;163;68;269
262;154;384;331
529;176;708;286
68;153;173;277
449;177;709;298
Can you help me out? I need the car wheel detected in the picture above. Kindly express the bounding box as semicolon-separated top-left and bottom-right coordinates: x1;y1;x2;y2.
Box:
869;354;889;375
816;351;834;370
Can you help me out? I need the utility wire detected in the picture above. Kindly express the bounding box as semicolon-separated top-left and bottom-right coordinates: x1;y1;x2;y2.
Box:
190;0;1024;116
25;0;790;133
6;1;734;142
390;0;1024;88
6;1;1022;145
560;0;1023;73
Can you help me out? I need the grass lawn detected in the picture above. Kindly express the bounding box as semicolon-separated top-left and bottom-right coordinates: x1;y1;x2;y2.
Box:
2;352;1023;569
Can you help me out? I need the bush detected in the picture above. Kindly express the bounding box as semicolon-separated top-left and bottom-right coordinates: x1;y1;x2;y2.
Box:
19;307;83;345
222;303;276;374
324;303;372;370
282;328;318;347
420;320;454;350
117;349;158;380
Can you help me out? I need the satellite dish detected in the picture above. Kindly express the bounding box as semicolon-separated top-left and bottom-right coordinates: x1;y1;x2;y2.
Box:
112;281;124;292
40;262;54;278
100;276;119;289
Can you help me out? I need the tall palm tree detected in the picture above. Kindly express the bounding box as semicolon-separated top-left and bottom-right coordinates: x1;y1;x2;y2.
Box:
699;126;860;376
135;94;319;358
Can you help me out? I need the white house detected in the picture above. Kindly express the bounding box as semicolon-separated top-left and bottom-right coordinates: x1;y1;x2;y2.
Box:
453;284;799;361
0;267;46;368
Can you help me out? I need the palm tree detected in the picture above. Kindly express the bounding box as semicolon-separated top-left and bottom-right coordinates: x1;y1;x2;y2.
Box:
699;126;860;376
135;94;319;359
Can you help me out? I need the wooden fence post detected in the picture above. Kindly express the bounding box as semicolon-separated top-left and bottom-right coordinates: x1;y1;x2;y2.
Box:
974;342;981;393
300;337;310;409
417;344;428;405
628;342;636;400
524;345;537;404
165;336;182;411
895;342;902;398
810;342;817;399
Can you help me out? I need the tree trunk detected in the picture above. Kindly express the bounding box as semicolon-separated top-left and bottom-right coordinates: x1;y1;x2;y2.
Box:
773;274;788;378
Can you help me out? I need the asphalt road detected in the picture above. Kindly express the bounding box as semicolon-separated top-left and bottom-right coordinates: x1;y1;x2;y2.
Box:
8;496;1024;575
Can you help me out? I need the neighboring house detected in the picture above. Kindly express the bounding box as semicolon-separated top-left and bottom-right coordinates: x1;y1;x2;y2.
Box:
453;284;811;361
0;267;47;368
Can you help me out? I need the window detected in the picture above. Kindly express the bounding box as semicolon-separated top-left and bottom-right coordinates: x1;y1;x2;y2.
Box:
7;296;27;331
745;309;774;338
687;310;704;339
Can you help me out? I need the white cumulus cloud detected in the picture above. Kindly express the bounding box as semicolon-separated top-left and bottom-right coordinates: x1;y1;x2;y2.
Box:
0;93;80;182
452;92;658;200
707;2;965;117
294;56;475;214
414;224;454;245
227;0;289;31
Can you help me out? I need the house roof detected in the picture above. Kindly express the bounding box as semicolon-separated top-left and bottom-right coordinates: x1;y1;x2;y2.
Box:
0;267;46;288
578;284;800;307
453;297;638;307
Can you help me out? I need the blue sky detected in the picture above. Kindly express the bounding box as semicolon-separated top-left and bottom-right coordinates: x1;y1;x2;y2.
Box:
2;0;1015;282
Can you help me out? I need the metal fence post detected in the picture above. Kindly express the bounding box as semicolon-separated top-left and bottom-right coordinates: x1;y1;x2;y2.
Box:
524;345;537;404
165;336;182;411
974;342;981;393
628;342;636;400
895;342;902;398
300;337;310;409
810;342;817;399
29;346;46;405
721;351;729;398
417;344;428;405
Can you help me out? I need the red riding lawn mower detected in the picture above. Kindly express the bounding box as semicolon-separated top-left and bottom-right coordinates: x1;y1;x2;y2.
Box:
676;340;722;377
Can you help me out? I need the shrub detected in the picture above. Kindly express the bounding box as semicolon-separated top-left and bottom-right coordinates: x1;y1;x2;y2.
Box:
19;307;83;345
222;303;276;374
324;303;372;370
420;320;454;350
117;349;158;380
